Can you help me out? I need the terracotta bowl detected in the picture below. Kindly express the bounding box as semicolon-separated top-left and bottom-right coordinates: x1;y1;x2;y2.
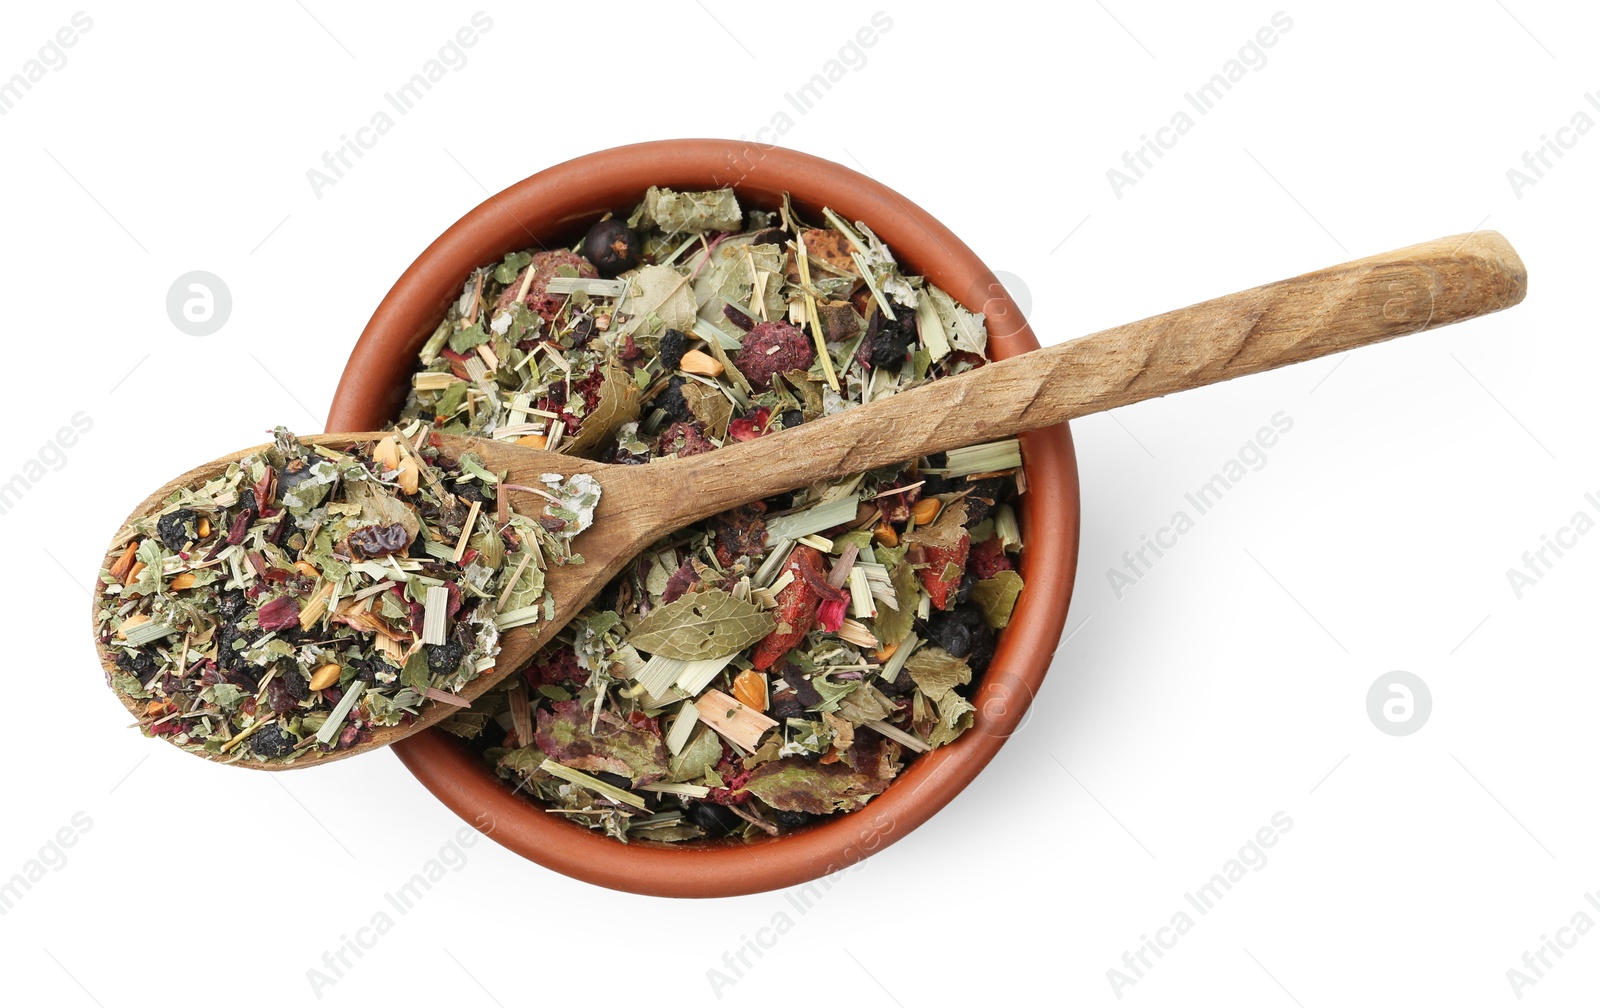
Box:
327;140;1080;898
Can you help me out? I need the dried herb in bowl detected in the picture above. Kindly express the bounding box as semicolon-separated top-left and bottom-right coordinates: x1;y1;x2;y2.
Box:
398;187;1027;842
94;428;598;763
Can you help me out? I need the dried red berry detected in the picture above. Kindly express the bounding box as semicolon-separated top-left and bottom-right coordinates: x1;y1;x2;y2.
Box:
970;537;1013;580
750;545;827;670
918;532;971;611
494;249;599;322
348;523;409;558
732;321;814;390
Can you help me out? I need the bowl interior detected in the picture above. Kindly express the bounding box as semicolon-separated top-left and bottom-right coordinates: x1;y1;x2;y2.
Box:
326;140;1080;897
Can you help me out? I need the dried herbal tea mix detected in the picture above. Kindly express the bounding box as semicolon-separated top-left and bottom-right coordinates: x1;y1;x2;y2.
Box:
400;186;1027;842
95;427;596;763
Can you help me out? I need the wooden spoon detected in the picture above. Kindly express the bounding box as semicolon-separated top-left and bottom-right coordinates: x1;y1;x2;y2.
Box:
95;232;1526;769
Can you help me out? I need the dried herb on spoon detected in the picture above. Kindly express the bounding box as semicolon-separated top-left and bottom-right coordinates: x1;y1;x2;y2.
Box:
94;427;598;764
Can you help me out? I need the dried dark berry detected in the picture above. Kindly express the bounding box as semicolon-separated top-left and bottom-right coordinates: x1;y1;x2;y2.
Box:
772;809;814;830
969;628;997;675
354;656;392;683
594;770;633;791
865;305;917;370
786;671;823;710
115;648;159;678
348;522;410;558
881;664;916;697
723;303;755;332
570;314;597;347
935;603;995;672
778;408;804;429
426;642;466;675
156;508;199;550
690;801;743;838
450;477;489;504
767;688;807;720
218;590;249;621
265;677;297;714
582;219;641;278
282;669;309;700
962;477;1008;527
654;375;694;423
658;329;687;372
276;462;317;501
250;724;296;758
919;473;959;497
750;227;788;246
926;610;973;657
954;571;976;606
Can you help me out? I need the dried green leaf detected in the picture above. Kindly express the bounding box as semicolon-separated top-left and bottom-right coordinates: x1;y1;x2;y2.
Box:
620;264;699;337
563;362;641;457
904;647;972;702
972;570;1024;629
925;286;988;356
927;688;975;748
668;726;723;783
743;756;891;814
535;700;669;784
905;499;968;551
628;186;742;234
626;588;775;661
835;681;897;725
871;559;920;646
680;381;733;441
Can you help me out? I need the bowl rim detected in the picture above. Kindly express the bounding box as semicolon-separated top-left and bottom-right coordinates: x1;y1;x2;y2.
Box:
326;139;1080;898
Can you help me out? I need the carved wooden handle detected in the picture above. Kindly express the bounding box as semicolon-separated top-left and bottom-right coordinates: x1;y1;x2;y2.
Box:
658;231;1526;524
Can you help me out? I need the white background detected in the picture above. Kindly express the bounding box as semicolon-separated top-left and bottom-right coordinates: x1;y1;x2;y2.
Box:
1;2;1594;1005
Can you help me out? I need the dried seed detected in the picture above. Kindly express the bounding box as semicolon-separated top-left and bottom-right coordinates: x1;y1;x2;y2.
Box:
169;572;197;591
678;348;725;378
294;561;320;578
308;663;341;691
910;497;942;525
108;542;139;582
872;521;898;548
516;433;549;450
732;669;768;712
197;517;212;538
124;561;147;586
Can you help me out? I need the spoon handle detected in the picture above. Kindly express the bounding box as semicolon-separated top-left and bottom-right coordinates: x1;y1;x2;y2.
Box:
655;231;1526;522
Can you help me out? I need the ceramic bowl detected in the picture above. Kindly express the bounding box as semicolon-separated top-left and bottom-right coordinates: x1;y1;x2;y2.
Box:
326;139;1080;897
